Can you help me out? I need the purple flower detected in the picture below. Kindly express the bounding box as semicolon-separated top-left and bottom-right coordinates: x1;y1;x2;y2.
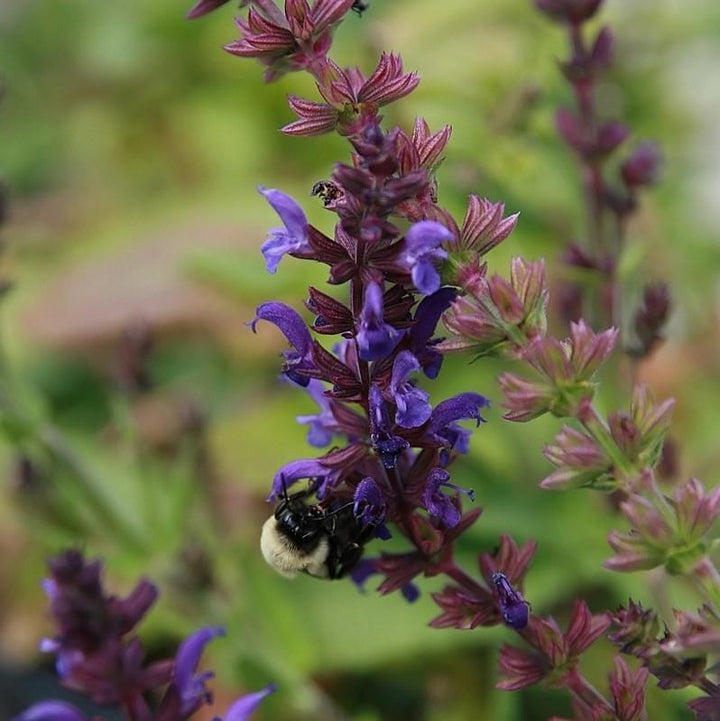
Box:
410;287;457;378
174;626;225;716
258;187;310;273
426;392;490;465
491;572;530;630
401;221;453;295
368;384;410;469
220;683;277;721
353;477;387;527
13;701;88;721
356;283;403;361
390;351;431;428
296;379;336;447
249;302;315;386
270;458;341;500
422;468;474;528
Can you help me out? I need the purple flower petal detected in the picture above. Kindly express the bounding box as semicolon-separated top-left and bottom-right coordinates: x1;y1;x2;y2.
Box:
353;477;387;527
402;221;453;295
174;626;225;714
492;573;530;630
296;379;335;447
249;302;314;386
429;392;490;434
401;582;420;603
351;558;378;591
258;187;310;273
422;468;474;528
270;459;340;500
221;683;277;721
390;351;431;428
411;287;457;347
356;283;403;361
368;384;410;468
13;701;88;721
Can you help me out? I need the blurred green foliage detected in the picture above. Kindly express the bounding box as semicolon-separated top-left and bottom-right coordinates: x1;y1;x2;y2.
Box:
1;0;720;719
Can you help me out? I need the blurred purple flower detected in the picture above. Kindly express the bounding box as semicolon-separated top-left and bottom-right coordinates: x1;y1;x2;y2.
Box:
258;187;310;273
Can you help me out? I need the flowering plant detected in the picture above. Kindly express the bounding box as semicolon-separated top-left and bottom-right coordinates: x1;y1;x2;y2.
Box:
6;0;720;720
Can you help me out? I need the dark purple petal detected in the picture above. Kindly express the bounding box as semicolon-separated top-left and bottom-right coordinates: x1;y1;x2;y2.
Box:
390;351;431;428
401;582;420;603
411;287;457;347
174;626;224;714
422;468;474;528
492;573;530;630
429;392;490;433
368;384;409;468
357;283;403;361
258;187;310;273
351;558;378;591
13;702;88;721
270;459;339;500
353;477;387;527
221;683;277;721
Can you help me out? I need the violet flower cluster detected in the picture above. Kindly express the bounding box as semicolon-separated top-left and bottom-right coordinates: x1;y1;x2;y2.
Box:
219;0;539;632
14;550;274;721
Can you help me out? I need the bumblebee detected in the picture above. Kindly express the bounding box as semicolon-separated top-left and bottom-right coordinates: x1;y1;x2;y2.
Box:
260;489;375;579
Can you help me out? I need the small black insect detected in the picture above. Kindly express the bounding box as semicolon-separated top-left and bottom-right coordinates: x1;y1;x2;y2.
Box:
260;487;375;579
351;0;369;16
310;180;344;209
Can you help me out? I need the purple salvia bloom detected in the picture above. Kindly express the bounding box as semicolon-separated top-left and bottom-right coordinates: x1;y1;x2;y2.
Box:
270;458;340;500
410;287;457;378
422;468;474;528
390;351;432;428
491;572;530;630
13;701;88;721
296;379;335;447
427;392;489;464
356;283;403;361
368;384;410;468
401;221;453;295
174;626;225;716
353;477;387;527
219;683;277;721
249;301;315;386
428;392;490;435
258;187;310;273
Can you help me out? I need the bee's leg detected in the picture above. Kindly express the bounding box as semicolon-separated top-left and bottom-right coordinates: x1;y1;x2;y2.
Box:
335;543;363;579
